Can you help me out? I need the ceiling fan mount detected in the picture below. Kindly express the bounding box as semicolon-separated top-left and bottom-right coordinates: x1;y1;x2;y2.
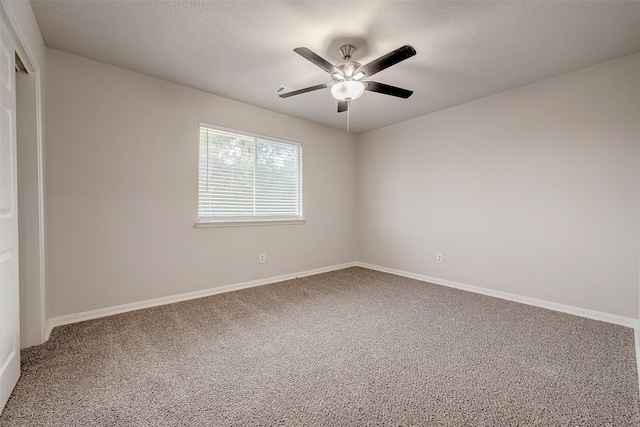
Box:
280;43;417;114
338;44;357;61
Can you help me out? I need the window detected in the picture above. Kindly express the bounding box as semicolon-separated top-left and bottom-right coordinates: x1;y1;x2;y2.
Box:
197;123;303;226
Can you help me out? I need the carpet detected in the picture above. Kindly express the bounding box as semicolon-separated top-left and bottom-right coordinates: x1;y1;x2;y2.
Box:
2;267;638;426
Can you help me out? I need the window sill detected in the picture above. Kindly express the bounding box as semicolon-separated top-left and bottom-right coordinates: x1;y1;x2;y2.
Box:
195;219;306;228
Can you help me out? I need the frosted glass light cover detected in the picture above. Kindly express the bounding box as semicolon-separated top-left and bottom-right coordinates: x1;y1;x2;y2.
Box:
331;81;365;101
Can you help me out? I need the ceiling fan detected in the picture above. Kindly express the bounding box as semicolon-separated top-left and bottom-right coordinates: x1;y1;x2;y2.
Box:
279;44;417;114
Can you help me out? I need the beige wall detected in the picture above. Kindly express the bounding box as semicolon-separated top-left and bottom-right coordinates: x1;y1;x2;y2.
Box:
46;47;640;321
356;53;640;319
46;49;357;318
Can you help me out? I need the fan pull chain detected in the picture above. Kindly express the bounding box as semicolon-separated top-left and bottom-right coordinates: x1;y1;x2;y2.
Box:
347;100;351;133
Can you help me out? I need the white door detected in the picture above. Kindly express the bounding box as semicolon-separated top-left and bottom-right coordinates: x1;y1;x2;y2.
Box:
0;17;21;410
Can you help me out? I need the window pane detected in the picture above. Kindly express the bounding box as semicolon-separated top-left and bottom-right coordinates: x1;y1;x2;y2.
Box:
255;139;300;217
198;128;255;218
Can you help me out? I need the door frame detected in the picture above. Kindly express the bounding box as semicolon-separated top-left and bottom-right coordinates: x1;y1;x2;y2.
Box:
0;2;46;345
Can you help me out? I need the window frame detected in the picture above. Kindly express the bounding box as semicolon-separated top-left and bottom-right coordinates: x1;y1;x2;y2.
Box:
196;122;305;228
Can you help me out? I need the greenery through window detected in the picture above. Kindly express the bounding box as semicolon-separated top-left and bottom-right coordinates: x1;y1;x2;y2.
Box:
198;124;303;223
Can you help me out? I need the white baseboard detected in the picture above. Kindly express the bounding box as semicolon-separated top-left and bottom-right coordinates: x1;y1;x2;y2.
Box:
44;320;53;342
44;260;638;343
45;262;358;338
356;262;638;329
635;327;640;397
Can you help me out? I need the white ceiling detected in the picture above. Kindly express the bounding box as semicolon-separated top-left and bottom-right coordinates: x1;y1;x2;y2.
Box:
31;1;640;134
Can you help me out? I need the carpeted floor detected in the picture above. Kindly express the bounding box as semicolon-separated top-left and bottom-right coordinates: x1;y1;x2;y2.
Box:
1;267;639;426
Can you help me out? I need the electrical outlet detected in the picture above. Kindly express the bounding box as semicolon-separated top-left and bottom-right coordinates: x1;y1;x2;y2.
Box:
259;253;266;263
436;253;443;263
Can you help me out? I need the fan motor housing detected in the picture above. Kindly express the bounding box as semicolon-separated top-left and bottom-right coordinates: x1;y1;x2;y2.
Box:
332;62;362;81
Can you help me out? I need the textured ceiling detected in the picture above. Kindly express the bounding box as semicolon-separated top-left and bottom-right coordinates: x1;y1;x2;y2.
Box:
31;1;640;134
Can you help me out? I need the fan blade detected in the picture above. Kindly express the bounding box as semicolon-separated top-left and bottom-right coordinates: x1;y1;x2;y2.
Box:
279;83;329;98
294;47;342;75
355;45;416;78
364;81;413;98
337;100;348;113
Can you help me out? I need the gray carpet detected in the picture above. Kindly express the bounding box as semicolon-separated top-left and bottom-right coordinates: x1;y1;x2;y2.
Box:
2;267;639;426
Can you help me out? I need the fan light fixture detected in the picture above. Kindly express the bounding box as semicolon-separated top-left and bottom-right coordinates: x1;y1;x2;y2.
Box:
331;80;365;101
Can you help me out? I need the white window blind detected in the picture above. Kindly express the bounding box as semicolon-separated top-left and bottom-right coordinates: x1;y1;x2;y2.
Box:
198;124;303;223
